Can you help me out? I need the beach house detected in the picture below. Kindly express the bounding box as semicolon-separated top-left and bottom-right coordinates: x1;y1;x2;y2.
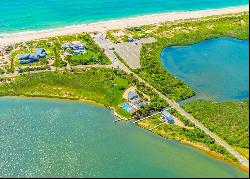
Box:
128;91;139;101
128;91;149;108
161;110;175;124
62;41;86;54
18;48;46;64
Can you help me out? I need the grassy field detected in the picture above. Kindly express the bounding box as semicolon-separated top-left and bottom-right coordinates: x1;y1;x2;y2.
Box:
182;100;249;159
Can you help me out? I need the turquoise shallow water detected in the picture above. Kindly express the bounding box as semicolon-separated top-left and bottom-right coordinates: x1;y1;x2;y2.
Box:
161;38;249;102
0;0;248;35
0;97;248;177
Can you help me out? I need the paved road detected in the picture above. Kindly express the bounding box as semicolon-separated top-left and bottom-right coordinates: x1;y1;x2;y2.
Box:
93;33;249;168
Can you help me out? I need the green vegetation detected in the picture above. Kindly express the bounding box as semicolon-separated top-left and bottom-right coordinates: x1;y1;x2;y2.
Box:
106;30;120;44
135;82;168;118
182;100;249;159
125;73;169;119
64;49;108;66
135;13;249;102
0;68;129;115
17;66;50;73
6;33;111;72
0;68;5;75
125;12;249;163
138;114;163;129
155;124;237;161
53;45;67;68
113;51;131;70
127;27;144;32
0;68;167;119
108;12;249;43
112;53;168;118
38;58;49;66
137;113;237;162
106;13;249;102
63;35;110;66
168;109;195;127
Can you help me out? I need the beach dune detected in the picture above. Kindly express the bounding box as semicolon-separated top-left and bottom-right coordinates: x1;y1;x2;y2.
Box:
0;5;248;46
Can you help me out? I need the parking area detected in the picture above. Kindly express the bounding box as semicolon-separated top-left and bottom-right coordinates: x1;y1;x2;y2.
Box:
114;37;156;69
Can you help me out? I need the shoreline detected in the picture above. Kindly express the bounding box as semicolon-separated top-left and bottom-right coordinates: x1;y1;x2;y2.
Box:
0;95;127;119
0;95;106;108
0;5;248;46
136;124;249;173
1;95;248;173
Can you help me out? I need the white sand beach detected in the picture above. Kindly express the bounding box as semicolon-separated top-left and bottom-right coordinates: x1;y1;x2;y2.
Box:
0;5;248;46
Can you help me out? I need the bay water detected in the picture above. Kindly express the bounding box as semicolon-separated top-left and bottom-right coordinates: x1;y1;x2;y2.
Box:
0;97;248;177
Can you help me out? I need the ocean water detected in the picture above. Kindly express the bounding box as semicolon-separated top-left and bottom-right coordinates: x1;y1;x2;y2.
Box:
0;97;248;177
0;0;248;35
161;38;249;102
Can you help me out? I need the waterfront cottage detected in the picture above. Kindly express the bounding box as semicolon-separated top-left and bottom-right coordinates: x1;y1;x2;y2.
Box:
128;91;139;101
18;48;46;64
127;91;149;108
161;110;175;124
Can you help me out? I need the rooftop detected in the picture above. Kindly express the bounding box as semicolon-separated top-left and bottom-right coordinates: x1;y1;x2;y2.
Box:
62;42;86;49
18;48;46;64
128;91;139;100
